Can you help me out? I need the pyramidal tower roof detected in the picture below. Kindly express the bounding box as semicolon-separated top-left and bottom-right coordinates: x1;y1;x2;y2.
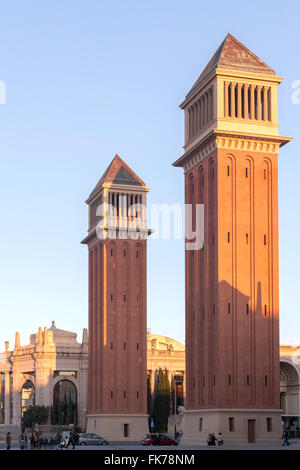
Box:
187;33;276;98
89;154;146;198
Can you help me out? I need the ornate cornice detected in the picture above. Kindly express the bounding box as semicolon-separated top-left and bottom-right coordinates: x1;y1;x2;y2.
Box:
174;129;292;174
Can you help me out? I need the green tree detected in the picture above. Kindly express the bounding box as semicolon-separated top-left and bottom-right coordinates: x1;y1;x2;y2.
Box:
23;405;49;428
170;375;175;415
152;368;171;432
147;375;152;417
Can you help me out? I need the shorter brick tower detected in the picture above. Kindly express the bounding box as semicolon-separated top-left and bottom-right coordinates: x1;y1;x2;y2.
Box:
81;154;151;440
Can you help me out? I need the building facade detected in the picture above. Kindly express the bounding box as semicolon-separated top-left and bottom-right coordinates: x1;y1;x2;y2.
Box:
173;33;291;444
0;322;88;431
81;154;151;440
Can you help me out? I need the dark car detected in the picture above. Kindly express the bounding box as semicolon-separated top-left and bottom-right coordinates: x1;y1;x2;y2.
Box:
141;433;178;446
78;433;109;446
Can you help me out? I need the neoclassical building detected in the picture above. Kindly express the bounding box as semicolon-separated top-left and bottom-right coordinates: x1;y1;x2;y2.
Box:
0;322;89;430
147;333;185;402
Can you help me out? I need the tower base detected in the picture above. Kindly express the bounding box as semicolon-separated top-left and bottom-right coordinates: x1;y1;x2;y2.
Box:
86;414;149;442
180;409;282;446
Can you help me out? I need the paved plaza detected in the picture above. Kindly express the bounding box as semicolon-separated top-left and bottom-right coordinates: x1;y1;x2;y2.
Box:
1;440;299;451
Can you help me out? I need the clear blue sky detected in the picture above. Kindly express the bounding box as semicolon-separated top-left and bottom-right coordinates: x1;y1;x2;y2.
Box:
0;0;299;349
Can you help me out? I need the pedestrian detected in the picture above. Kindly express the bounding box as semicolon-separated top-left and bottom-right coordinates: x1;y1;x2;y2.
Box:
64;434;70;448
282;429;289;446
6;432;11;450
66;430;75;449
217;432;223;446
33;431;39;448
210;433;216;446
50;438;55;449
19;433;25;450
30;432;34;448
207;433;212;446
55;431;62;447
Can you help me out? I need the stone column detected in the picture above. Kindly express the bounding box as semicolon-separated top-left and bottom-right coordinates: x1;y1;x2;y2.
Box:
224;82;229;117
237;82;242;118
257;85;262;120
230;82;235;118
244;84;249;119
4;372;10;425
263;86;269;121
250;84;255;119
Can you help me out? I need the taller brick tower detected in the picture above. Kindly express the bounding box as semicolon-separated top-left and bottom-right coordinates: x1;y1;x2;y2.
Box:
173;34;291;444
81;154;150;441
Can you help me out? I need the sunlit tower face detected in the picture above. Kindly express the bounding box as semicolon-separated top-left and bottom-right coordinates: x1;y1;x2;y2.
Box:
173;33;291;445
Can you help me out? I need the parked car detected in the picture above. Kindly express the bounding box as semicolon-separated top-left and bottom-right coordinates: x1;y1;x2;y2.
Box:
141;433;178;446
78;433;109;446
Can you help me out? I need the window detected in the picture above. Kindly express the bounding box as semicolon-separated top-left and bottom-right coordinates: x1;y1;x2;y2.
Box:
267;418;272;432
246;233;249;244
229;417;234;432
124;390;127;399
228;232;230;243
137;391;139;399
124;424;129;437
265;375;268;386
246;304;249;315
124;294;126;302
111;391;113;399
228;303;231;314
246;375;250;386
124;342;126;350
228;374;231;386
111;294;113;301
264;305;267;317
199;418;203;432
246;167;248;178
227;165;230;176
264;234;267;245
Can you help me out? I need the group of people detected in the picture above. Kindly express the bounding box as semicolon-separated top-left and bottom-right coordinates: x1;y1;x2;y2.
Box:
207;433;223;446
5;430;79;450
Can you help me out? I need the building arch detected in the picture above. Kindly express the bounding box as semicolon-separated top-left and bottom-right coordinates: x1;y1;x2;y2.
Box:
52;378;78;425
21;379;35;418
280;359;300;425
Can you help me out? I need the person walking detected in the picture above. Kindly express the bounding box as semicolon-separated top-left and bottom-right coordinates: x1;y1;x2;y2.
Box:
33;431;39;448
6;432;11;450
19;433;26;450
282;429;289;446
66;430;75;449
207;433;212;446
210;433;216;446
217;432;223;446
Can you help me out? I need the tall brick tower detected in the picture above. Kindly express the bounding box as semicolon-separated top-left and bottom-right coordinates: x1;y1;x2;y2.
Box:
81;154;151;441
173;34;291;444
